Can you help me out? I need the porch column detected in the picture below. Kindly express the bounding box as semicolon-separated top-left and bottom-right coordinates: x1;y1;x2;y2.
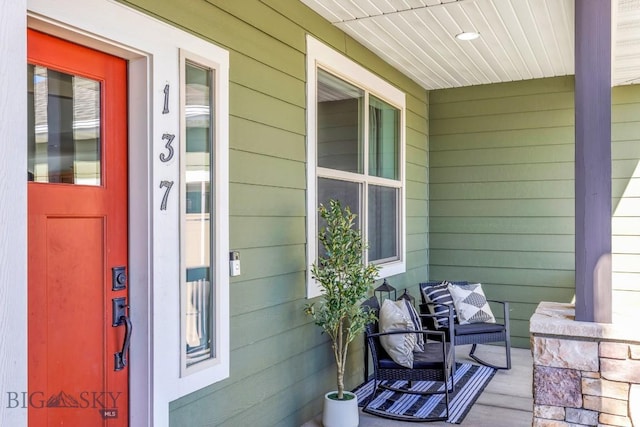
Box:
574;0;612;323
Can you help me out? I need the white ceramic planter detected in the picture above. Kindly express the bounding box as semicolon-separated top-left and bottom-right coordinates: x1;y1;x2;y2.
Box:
322;391;359;427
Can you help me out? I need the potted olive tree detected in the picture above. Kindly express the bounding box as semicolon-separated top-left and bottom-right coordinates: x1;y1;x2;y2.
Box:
305;200;379;427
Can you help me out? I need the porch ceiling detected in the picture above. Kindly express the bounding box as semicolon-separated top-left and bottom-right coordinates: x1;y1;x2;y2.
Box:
301;0;640;90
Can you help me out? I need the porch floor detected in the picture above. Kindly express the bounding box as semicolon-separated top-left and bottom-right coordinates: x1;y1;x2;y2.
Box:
302;344;533;427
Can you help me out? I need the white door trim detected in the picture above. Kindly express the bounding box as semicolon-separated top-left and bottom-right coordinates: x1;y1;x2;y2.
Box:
0;0;28;425
11;1;231;426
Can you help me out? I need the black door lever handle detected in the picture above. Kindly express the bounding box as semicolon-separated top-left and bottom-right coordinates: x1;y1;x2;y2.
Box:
114;313;132;371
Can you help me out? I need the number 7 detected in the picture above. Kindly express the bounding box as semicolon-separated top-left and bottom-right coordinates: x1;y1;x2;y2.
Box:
159;180;174;211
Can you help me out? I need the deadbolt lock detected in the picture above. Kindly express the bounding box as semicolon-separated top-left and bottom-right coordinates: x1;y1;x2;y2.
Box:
112;266;127;291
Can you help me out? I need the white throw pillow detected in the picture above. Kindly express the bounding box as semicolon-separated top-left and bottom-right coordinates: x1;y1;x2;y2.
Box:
378;299;417;368
447;283;496;325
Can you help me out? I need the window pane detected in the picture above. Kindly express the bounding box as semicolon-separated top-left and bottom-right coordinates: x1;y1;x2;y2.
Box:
368;185;398;262
317;178;361;256
184;61;215;366
369;95;399;180
27;65;101;185
317;69;363;173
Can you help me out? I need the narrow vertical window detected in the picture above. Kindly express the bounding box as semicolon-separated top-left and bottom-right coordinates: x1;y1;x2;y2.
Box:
181;59;215;372
177;45;229;390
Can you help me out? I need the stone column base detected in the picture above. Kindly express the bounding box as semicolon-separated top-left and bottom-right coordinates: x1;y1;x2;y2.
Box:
530;302;640;427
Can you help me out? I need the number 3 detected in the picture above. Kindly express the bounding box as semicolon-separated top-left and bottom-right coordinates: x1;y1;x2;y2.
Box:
160;133;175;162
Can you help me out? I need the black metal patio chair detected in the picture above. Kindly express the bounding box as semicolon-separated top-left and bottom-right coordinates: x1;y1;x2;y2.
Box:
418;281;511;370
361;296;455;422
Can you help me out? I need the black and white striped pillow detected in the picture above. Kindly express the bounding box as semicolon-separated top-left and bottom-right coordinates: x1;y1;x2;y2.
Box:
421;281;455;329
401;299;425;351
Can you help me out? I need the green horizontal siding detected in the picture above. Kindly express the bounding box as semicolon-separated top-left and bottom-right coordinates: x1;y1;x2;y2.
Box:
406;137;428;166
430;78;640;350
231;51;306;107
430;265;575;289
406;215;429;235
430;216;574;235
430;199;575;217
229;184;305;217
230;116;305;161
431;144;574;167
430;249;574;271
231;216;306;249
230;150;305;189
119;0;429;425
429;92;575;120
612;85;640;311
429;77;576;349
430;109;575;135
431;127;574;151
230;83;306;134
406;162;427;183
431;233;574;252
429;76;574;103
431;180;574;200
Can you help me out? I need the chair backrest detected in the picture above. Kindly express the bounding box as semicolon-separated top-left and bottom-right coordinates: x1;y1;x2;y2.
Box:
417;281;467;330
418;280;468;304
361;296;390;364
362;296;380;338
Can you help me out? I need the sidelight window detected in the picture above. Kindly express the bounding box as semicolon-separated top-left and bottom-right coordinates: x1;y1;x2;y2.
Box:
180;53;223;375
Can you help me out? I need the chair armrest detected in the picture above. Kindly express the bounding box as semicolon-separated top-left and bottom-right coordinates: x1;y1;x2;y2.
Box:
486;299;509;316
487;300;510;332
367;329;451;369
418;307;455;343
367;328;447;342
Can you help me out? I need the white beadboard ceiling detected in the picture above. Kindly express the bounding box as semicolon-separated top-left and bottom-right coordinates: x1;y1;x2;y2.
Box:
301;0;640;90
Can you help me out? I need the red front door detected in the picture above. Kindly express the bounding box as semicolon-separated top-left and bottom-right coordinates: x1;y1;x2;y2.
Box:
27;29;129;426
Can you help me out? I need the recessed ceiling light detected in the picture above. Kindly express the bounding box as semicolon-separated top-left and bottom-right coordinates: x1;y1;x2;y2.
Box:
455;31;480;41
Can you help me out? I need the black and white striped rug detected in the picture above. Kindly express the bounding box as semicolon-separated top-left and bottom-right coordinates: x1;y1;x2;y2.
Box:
353;363;496;424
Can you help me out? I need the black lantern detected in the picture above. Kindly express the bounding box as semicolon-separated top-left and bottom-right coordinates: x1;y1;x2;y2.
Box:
398;288;416;307
374;279;396;303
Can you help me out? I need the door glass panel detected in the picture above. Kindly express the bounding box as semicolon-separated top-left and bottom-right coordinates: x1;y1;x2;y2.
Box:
27;64;101;185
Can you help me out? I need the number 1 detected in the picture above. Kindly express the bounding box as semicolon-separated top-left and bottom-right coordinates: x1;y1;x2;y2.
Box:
162;84;170;114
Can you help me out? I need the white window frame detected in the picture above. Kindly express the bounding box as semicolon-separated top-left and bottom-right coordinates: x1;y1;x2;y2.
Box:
179;50;227;377
306;35;406;298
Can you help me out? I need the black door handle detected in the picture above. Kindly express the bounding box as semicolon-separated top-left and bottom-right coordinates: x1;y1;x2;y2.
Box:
114;313;132;371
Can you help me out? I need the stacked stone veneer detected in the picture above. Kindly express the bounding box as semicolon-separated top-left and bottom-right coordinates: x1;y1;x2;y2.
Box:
530;302;640;427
